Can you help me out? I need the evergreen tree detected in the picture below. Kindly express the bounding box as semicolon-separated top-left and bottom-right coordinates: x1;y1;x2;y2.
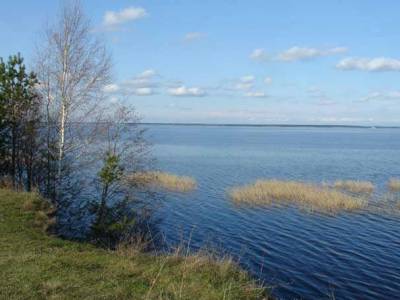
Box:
0;54;40;190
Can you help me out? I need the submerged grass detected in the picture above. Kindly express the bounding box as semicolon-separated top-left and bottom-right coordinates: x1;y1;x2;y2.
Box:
388;178;400;192
128;171;197;192
333;180;375;194
0;189;266;299
229;180;366;213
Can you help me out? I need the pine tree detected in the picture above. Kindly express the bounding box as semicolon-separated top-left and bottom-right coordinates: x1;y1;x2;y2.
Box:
0;54;40;189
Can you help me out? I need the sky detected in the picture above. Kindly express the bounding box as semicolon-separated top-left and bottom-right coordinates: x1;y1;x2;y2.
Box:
1;0;400;125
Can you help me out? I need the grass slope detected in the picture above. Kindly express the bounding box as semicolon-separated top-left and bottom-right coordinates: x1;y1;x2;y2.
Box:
0;189;265;299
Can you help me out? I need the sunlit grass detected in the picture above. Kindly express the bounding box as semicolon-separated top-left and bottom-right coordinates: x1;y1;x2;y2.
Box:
0;189;266;299
128;171;197;192
229;179;366;213
388;178;400;192
333;180;375;194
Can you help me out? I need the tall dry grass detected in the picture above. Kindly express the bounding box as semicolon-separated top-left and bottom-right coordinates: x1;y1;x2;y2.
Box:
21;190;56;232
229;179;366;213
388;178;400;192
127;171;197;192
333;180;375;194
115;237;266;299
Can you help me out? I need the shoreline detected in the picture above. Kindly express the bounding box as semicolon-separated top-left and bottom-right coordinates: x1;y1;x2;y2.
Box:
0;189;267;299
138;122;400;129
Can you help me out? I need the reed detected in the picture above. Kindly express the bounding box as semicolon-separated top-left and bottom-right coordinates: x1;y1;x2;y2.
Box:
229;179;365;213
388;178;400;192
333;180;375;194
128;171;197;192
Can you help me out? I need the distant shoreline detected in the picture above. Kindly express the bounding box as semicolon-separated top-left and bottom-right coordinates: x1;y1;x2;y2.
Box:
139;122;400;129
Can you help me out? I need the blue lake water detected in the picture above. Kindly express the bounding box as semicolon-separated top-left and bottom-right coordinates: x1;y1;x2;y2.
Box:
144;124;400;299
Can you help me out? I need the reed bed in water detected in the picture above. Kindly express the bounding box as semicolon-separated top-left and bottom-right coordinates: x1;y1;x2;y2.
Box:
228;180;366;213
388;178;400;192
333;180;375;194
127;171;197;192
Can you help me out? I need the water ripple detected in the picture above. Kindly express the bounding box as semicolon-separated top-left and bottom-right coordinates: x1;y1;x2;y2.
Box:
146;125;400;299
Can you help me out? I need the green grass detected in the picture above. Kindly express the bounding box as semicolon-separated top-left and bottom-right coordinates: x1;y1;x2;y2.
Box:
0;189;266;299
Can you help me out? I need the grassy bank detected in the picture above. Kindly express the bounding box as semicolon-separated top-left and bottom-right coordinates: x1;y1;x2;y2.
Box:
0;189;265;299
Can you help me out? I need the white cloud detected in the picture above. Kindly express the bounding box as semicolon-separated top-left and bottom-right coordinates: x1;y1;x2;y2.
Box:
125;78;157;88
103;84;120;93
245;91;267;98
168;86;206;97
134;87;154;96
233;75;256;90
137;69;157;79
124;69;158;89
184;32;206;42
362;91;400;102
250;48;268;61
235;83;253;90
277;46;347;61
240;75;255;83
264;77;272;85
336;57;400;72
103;7;147;30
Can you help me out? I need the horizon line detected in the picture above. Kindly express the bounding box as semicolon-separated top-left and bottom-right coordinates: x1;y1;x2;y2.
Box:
138;122;400;128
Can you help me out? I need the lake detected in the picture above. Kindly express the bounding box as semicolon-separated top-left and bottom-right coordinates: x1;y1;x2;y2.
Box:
144;124;400;299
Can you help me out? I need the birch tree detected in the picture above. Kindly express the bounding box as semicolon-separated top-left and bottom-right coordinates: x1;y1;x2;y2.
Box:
36;0;111;201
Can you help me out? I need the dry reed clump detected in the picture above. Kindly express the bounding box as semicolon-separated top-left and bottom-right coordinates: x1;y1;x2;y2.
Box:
149;247;265;299
229;179;366;213
388;178;400;192
22;192;56;232
127;171;197;192
114;239;266;299
333;180;375;194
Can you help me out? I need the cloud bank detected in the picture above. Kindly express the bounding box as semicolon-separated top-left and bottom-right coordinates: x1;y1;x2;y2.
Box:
337;57;400;72
277;46;347;62
168;86;206;97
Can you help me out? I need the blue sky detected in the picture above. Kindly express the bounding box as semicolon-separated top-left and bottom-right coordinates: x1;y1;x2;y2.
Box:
1;0;400;125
